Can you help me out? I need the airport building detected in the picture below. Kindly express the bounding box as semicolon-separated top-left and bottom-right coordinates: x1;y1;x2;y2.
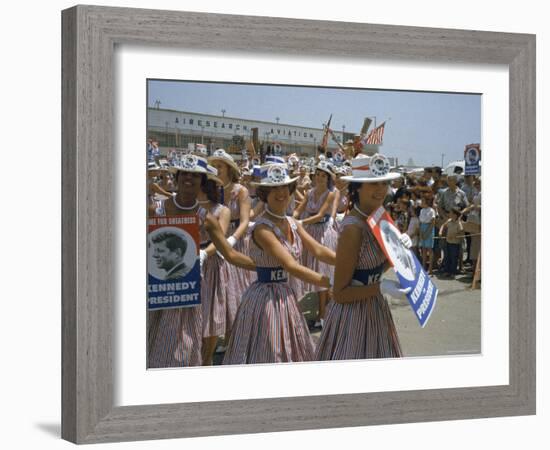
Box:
147;107;381;158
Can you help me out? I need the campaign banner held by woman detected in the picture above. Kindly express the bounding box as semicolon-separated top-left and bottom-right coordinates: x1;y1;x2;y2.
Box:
147;214;201;310
368;206;438;328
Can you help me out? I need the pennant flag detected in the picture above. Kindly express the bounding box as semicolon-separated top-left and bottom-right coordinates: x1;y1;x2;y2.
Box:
360;117;373;136
321;114;333;150
365;122;386;145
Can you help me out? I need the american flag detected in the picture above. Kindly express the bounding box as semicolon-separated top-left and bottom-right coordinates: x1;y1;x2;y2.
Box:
365;122;386;145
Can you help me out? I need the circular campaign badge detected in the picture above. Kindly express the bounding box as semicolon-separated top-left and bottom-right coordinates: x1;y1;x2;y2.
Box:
182;154;198;169
266;165;286;183
370;154;390;176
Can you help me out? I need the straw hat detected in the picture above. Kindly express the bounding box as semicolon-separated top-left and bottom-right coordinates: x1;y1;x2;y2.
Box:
265;155;286;165
208;148;241;177
315;160;335;178
340;154;401;183
168;154;208;175
206;164;223;185
250;163;298;186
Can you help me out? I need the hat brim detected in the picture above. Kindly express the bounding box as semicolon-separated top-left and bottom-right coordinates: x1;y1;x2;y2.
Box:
207;156;241;176
167;166;208;175
340;172;402;183
315;167;335;178
250;176;299;187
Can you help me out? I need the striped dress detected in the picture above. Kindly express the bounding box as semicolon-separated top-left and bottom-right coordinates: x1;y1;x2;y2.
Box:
315;215;402;360
147;207;206;368
226;183;257;293
335;188;349;232
223;216;315;364
301;188;338;292
200;203;234;338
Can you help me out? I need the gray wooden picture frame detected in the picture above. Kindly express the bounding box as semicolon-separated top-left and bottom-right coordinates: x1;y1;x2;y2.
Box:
61;5;536;444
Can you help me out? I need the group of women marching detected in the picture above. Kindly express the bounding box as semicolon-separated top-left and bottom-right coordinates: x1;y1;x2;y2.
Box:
147;148;412;368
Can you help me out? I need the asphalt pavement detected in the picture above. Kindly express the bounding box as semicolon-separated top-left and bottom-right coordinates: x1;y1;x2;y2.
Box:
213;267;481;364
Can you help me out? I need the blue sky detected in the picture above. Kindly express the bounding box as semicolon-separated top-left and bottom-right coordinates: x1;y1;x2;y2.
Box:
148;80;480;167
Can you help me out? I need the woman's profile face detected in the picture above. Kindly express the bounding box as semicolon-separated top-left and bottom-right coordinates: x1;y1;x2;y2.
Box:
358;181;389;211
211;161;230;181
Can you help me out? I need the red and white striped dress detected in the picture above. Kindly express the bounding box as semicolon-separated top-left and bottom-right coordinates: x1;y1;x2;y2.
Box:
225;184;257;305
315;215;402;360
147;207;206;368
223;216;315;365
301;188;337;292
200;203;235;338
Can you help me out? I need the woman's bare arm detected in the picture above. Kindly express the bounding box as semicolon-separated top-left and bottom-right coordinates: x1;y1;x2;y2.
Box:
254;225;330;288
332;223;381;304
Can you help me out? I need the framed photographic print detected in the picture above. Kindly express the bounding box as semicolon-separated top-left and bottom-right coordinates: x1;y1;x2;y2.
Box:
62;5;535;444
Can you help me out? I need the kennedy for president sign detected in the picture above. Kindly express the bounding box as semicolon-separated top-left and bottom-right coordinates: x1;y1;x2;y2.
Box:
368;206;438;328
147;214;201;310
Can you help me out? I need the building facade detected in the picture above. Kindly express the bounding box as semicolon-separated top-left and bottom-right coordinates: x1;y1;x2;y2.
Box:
147;108;380;158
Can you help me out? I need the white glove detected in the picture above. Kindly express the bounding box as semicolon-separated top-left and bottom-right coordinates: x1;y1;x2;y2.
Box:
379;279;412;300
227;235;237;248
399;233;413;249
199;250;208;268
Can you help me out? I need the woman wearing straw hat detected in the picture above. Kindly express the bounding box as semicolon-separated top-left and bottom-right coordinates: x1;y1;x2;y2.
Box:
147;154;210;368
293;160;338;328
208;163;336;364
316;154;412;361
196;165;234;365
208;150;255;306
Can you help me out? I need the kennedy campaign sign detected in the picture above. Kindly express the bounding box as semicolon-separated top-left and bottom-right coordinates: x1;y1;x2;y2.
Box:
147;214;201;311
368;206;438;328
464;143;481;175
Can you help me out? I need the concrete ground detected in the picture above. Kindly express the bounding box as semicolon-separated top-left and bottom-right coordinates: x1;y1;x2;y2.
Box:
300;268;481;357
213;267;481;364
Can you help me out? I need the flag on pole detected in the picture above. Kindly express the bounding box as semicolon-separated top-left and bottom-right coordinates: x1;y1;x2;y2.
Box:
360;117;373;136
365;122;386;145
321;114;333;150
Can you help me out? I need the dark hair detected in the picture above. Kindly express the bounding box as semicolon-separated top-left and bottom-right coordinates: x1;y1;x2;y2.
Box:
152;232;187;255
315;169;334;190
317;145;326;154
433;166;443;176
348;182;361;210
202;179;221;204
255;182;297;203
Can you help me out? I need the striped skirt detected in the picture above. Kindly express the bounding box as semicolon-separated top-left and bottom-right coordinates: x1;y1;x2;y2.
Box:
315;295;402;360
225;224;257;313
223;282;315;365
147;307;203;368
201;254;235;338
301;222;337;292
